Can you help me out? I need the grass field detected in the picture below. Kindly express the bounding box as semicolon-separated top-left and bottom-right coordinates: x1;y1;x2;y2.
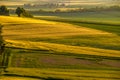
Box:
0;12;120;80
35;11;120;24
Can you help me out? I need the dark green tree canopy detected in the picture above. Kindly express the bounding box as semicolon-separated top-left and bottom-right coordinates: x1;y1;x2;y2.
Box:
15;7;24;17
0;5;9;16
15;7;33;17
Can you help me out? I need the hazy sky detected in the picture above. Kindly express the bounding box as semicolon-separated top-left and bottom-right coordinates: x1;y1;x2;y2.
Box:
0;0;119;5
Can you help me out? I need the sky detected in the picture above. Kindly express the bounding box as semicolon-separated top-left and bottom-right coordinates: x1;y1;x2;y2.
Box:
0;0;119;5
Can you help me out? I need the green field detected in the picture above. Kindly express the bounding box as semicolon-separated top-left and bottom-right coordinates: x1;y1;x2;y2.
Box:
0;10;120;80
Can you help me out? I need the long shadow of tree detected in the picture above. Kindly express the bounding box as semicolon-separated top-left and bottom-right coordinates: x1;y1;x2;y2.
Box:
4;74;66;80
0;24;4;64
44;77;65;80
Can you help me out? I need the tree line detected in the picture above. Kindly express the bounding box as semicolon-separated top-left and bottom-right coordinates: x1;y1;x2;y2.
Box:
24;3;66;8
53;5;120;13
0;5;33;18
30;5;120;14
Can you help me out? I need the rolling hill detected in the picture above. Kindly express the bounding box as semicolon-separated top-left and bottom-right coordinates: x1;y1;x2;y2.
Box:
0;16;120;57
0;15;120;79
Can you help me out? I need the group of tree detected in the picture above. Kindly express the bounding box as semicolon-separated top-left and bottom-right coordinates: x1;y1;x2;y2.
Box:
29;5;120;15
15;7;33;17
24;3;66;8
0;5;33;18
54;5;120;13
0;5;9;16
55;6;120;13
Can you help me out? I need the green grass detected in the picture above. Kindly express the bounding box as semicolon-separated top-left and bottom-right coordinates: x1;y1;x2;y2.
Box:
35;13;120;25
74;23;120;35
34;11;120;24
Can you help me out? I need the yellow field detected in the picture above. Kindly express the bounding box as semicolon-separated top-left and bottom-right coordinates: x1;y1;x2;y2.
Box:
1;68;120;80
0;15;120;80
6;40;120;57
0;16;120;57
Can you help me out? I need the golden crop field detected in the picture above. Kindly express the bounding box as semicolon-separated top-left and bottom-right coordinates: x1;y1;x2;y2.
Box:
1;16;119;57
0;16;120;80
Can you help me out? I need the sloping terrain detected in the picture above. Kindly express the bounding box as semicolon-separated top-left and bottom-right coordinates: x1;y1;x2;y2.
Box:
0;16;120;80
1;16;119;57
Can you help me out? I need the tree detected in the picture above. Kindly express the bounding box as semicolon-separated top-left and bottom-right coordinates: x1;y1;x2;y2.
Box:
0;5;9;16
15;7;24;17
15;7;33;17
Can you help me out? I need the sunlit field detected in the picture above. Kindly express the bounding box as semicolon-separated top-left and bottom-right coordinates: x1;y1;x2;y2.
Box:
0;9;120;80
1;68;120;80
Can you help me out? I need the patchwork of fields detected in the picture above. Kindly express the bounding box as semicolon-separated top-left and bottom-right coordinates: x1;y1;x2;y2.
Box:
0;11;120;80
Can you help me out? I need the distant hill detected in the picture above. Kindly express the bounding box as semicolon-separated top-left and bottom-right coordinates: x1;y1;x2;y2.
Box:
0;0;120;5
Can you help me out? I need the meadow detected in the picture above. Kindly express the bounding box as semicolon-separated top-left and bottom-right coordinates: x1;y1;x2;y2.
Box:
0;10;120;80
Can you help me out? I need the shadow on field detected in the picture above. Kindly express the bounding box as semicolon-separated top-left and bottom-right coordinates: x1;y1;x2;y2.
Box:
3;74;66;80
3;73;120;80
44;77;65;80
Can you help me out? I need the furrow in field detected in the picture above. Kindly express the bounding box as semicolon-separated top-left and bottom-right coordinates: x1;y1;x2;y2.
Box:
6;40;120;57
3;23;111;40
